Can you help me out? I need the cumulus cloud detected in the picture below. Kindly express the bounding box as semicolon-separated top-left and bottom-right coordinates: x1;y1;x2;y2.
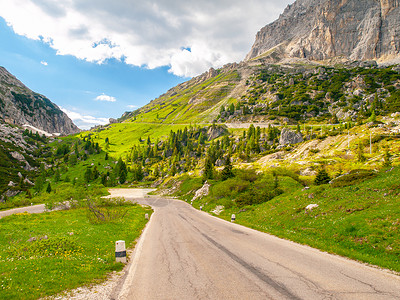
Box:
0;0;293;77
127;104;138;109
61;107;109;130
95;94;116;102
40;61;48;66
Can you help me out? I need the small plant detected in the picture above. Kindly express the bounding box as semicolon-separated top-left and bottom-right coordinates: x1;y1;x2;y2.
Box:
382;149;392;167
86;197;133;224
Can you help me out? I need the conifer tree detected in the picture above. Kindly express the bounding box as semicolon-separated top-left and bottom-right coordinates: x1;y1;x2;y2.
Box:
314;169;330;185
221;155;234;180
46;182;52;193
202;156;214;182
117;158;127;184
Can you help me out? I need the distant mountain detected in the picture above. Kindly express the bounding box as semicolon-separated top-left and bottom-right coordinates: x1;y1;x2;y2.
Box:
0;67;79;135
246;0;400;64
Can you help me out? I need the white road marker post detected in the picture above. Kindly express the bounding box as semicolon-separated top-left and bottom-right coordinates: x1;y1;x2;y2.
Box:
115;240;127;263
145;213;149;220
231;214;236;222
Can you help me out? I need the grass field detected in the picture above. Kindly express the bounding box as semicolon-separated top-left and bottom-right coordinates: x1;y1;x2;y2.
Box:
87;122;191;159
0;201;152;299
214;167;400;273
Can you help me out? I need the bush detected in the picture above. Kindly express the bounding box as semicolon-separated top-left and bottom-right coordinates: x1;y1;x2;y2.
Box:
330;169;376;188
86;197;135;224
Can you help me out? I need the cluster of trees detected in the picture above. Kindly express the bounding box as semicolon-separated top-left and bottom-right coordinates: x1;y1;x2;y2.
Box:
217;66;400;123
120;124;283;182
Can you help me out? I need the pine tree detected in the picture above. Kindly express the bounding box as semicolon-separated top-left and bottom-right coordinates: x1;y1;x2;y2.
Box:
314;169;331;185
117;158;127;184
46;182;52;193
221;155;234;180
357;142;366;162
84;167;92;182
202;156;214;182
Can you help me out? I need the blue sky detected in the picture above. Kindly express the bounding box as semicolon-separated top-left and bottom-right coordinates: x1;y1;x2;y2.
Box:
0;17;187;129
0;0;292;129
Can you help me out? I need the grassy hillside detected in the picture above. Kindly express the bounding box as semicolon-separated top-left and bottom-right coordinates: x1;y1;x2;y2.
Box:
123;68;241;124
119;60;399;126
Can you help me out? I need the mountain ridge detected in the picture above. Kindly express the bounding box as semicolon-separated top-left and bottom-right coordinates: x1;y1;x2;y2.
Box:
246;0;400;64
0;66;80;135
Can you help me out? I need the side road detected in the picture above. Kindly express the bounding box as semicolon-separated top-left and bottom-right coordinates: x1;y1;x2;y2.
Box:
0;204;47;219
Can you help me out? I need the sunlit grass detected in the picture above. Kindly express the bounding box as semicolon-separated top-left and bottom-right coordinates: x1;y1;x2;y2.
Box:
0;204;152;299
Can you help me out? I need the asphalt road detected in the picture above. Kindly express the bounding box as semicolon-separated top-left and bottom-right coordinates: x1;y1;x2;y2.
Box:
110;191;400;300
0;203;46;219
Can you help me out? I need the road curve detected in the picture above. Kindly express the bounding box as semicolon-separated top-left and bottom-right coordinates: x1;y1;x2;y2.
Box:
112;191;400;300
0;204;46;219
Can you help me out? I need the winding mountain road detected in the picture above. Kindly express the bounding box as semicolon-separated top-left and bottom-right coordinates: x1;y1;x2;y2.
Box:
109;189;400;300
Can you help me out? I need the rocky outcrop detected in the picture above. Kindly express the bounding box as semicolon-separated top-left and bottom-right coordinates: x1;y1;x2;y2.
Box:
246;0;400;64
279;128;303;145
0;67;80;135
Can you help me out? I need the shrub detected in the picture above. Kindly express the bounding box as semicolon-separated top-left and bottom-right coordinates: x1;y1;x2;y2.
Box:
330;169;376;188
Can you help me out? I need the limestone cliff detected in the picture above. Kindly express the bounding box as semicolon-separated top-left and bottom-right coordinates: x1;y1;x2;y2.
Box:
246;0;400;64
0;67;80;135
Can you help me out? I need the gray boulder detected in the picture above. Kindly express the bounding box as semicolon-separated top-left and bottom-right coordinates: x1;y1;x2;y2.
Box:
279;128;303;146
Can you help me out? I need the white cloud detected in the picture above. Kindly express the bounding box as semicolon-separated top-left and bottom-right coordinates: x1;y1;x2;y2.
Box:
0;0;293;77
61;107;109;130
95;94;116;102
127;104;138;109
40;60;48;66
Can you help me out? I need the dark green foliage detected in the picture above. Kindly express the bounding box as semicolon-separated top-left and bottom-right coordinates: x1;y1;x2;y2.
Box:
208;169;283;207
221;156;234;180
202;156;214;182
314;169;331;185
356;142;366;163
330;169;376;188
84;167;92;183
46;182;52;193
116;158;127;184
132;164;144;181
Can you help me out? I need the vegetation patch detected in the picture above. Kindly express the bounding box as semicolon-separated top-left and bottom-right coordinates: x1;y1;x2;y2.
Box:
0;199;152;300
330;169;376;187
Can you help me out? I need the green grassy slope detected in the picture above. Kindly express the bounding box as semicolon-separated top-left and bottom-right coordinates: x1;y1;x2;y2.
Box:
0;202;152;299
122;69;241;124
168;166;400;273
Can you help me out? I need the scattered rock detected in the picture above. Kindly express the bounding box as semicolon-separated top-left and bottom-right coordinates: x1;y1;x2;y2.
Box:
279;128;303;146
10;151;25;161
207;125;227;141
192;181;211;202
305;204;318;213
308;193;315;199
23;178;35;186
211;205;225;215
300;168;316;176
27;237;37;243
215;158;225;167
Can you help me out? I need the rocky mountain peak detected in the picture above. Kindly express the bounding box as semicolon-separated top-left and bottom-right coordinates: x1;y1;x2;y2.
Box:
246;0;400;64
0;67;80;135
